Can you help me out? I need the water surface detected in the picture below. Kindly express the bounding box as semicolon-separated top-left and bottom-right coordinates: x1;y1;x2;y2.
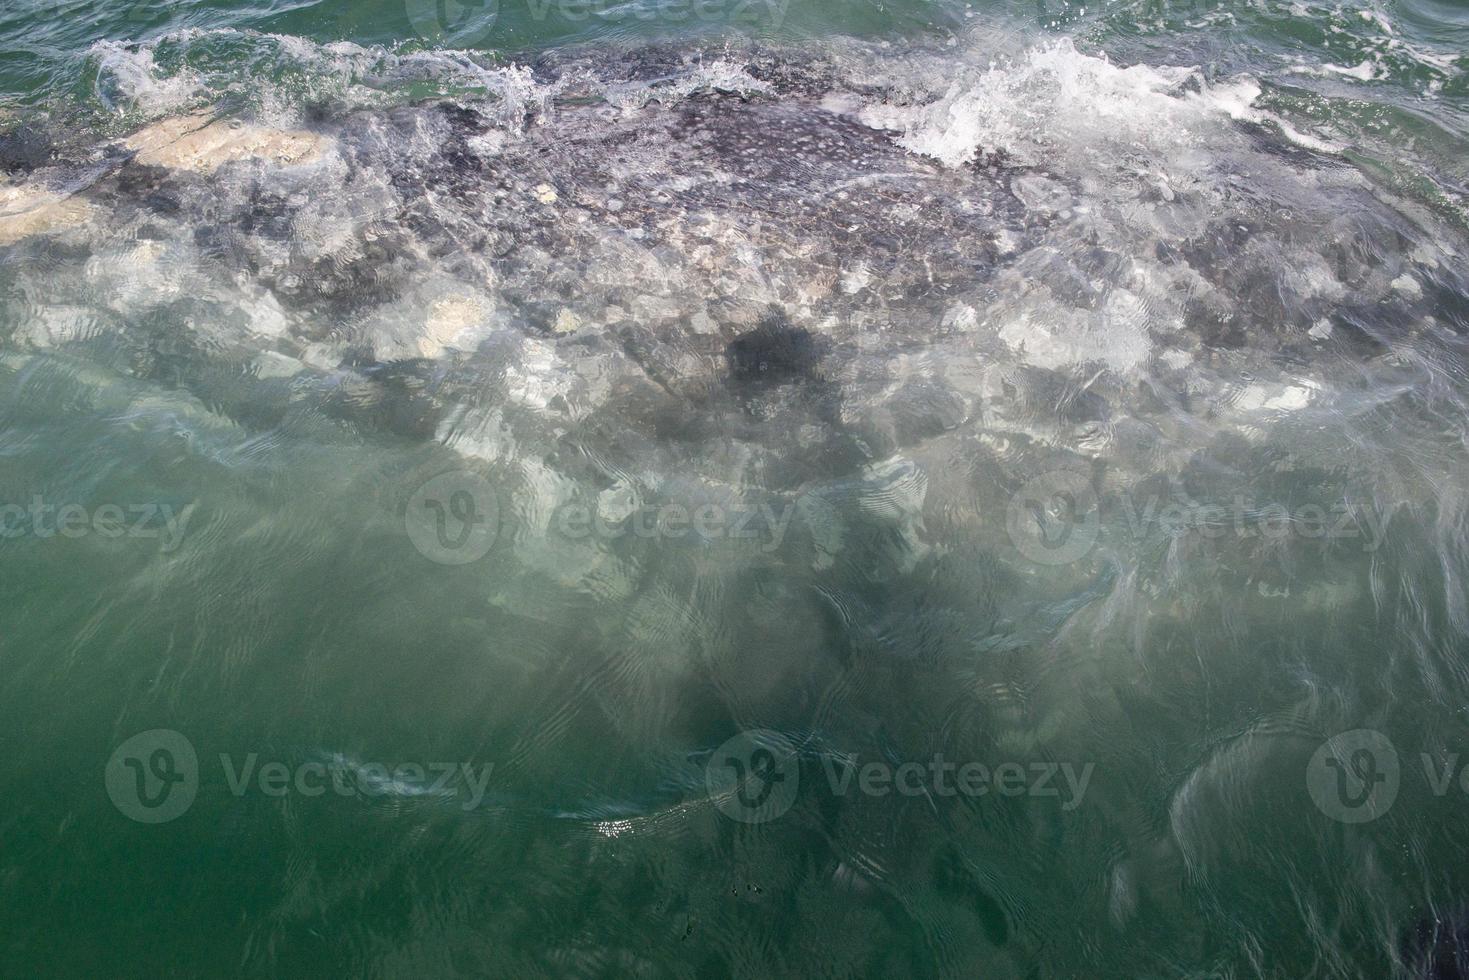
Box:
2;0;1469;976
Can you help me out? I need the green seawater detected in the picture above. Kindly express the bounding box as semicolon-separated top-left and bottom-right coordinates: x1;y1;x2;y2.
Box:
2;0;1469;976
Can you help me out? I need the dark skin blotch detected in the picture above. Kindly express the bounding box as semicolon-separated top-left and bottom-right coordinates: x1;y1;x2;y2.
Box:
726;307;829;387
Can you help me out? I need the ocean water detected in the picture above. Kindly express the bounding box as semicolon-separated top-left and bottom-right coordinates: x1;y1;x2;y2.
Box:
2;0;1469;975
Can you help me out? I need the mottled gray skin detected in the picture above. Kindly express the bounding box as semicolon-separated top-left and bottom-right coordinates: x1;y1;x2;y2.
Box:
8;56;1009;479
7;46;1456;448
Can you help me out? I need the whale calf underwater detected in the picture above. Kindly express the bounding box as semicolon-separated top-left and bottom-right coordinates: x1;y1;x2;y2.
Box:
3;28;1469;977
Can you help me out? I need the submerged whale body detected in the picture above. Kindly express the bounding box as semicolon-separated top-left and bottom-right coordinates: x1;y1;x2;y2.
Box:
3;37;1466;663
5;44;1459;354
5;40;1461;469
4;38;1467;707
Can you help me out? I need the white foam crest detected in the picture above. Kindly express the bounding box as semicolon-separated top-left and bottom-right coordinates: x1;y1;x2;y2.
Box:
89;40;203;114
87;30;565;123
601;59;773;112
859;39;1261;171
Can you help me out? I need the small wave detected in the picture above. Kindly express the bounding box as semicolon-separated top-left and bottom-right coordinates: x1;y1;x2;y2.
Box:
858;38;1268;169
86;28;566;121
